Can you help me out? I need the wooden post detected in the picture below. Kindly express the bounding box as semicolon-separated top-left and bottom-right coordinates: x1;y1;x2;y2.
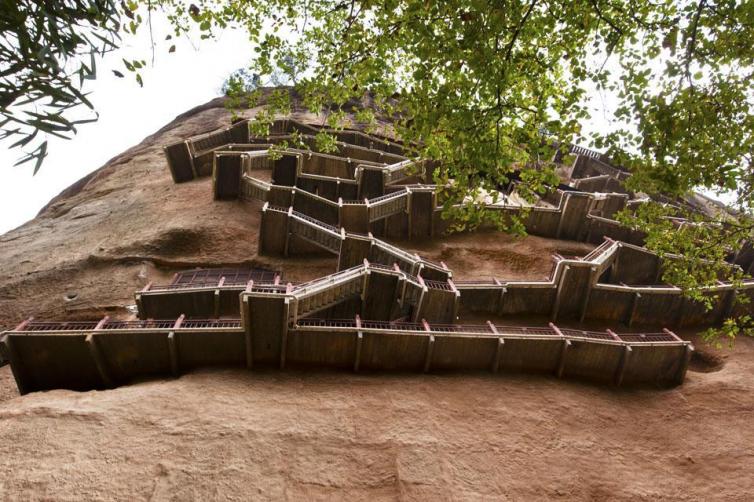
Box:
614;345;632;386
354;315;363;372
214;277;225;318
448;279;460;322
167;332;180;377
422;319;434;373
550;323;570;378
86;333;113;388
279;300;290;369
557;339;571;379
555;193;571;239
413;277;427;322
676;344;694;385
242;296;253;369
626;292;641;327
488;321;504;374
550;265;570;321
579;267;596;322
283;206;293;257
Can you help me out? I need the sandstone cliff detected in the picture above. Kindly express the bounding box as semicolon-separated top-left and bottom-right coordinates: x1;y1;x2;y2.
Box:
0;98;752;500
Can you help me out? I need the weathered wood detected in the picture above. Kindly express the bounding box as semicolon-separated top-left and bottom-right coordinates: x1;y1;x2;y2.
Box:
86;334;113;387
614;345;632;386
167;332;180;376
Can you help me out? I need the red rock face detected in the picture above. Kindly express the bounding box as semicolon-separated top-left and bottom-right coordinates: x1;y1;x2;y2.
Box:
0;97;751;499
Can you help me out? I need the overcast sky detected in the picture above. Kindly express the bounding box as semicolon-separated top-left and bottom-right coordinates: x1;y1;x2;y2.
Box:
0;15;249;234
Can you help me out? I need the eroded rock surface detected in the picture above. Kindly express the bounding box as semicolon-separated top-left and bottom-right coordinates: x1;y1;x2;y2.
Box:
0;98;752;500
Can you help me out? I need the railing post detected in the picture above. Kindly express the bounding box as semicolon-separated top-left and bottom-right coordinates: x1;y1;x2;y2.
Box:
214;277;225;318
354;315;363;372
86;329;113;388
579;266;596;322
173;315;185;330
676;343;694;385
283;206;293;257
422;319;434;373
488;321;504;374
13;317;34;332
241;295;253;369
662;328;683;342
168;331;180;377
550;265;570;321
614;345;632;386
627;292;641;327
550;322;570;379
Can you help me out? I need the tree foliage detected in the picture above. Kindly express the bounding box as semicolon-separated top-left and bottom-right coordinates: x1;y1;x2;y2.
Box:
5;0;754;341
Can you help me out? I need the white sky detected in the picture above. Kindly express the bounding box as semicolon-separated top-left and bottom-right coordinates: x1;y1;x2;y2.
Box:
0;15;250;234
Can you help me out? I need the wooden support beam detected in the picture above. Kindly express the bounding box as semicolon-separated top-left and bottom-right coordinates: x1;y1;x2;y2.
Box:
406;189;413;238
555;193;571;239
557;339;571;379
550;265;570;321
627;292;641;327
0;335;29;395
283;206;293;257
550;322;571;378
413;278;427;322
213;279;224;319
280;300;290;369
361;259;371;314
354;316;363;372
422;319;434;373
86;334;113;388
448;279;460;322
242;296;253;369
487;321;504;374
424;336;435;373
676;344;694;385
614;345;632;386
167;331;180;377
579;267;597;322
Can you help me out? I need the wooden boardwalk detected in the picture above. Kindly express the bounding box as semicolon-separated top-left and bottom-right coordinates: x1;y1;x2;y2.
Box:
8;116;740;394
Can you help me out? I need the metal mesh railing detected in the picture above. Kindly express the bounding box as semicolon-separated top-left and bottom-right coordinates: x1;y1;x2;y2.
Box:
424;280;454;291
102;320;177;330
181;319;243;329
171;268;278;286
617;332;678;343
21;321;100;331
558;328;616;341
